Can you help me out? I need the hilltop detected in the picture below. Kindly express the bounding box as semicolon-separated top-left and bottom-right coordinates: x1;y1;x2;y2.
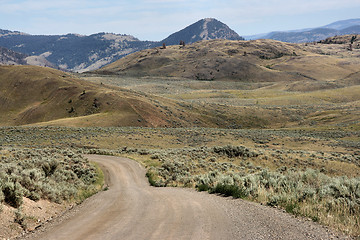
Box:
162;18;243;45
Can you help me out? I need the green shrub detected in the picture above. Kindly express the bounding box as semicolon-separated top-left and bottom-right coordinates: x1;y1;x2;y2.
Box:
210;183;247;199
3;182;23;208
0;187;4;203
42;160;59;177
14;208;26;229
285;202;300;215
146;171;156;186
197;184;210;192
213;145;252;158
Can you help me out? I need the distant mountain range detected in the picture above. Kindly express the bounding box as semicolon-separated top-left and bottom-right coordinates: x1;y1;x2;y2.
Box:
1;18;360;72
0;31;157;72
0;18;242;72
245;18;360;43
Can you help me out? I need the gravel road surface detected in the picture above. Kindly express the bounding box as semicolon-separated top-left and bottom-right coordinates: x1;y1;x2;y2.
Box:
23;155;349;240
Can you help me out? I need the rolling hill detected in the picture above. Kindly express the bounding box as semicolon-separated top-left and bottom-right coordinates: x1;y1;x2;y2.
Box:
93;37;360;85
0;65;183;127
86;37;360;130
1;34;359;129
0;65;277;128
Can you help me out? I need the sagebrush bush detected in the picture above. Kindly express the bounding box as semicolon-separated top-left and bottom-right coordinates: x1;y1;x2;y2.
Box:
0;147;99;208
3;181;23;208
138;145;360;236
210;183;247;199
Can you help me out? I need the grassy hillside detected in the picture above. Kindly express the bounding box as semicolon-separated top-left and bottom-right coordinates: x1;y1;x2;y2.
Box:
0;65;285;128
1;37;359;129
0;65;193;127
93;39;360;86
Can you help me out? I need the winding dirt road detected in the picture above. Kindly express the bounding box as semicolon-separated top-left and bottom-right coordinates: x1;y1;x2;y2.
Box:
26;155;348;240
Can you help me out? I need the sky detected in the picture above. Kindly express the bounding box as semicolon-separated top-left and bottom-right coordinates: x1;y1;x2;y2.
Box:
1;0;360;40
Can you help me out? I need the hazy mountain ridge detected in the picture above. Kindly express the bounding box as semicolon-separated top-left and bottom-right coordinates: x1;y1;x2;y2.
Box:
266;26;360;43
323;18;360;30
246;18;360;43
0;29;28;37
0;18;244;72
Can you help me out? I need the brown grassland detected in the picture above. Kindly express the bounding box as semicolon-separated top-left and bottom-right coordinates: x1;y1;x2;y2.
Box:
0;35;360;238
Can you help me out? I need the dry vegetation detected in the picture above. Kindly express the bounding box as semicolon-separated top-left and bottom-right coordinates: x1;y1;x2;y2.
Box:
1;36;360;238
0;65;213;128
93;37;360;85
0;126;359;236
0;147;104;238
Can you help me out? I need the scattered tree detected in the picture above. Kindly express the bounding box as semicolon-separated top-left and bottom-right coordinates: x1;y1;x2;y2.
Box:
351;35;357;44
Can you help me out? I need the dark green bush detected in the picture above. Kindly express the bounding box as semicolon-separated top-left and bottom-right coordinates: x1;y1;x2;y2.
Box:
285;202;300;215
3;182;23;208
42;160;59;177
213;145;258;158
210;183;247;199
197;184;210;192
146;170;158;187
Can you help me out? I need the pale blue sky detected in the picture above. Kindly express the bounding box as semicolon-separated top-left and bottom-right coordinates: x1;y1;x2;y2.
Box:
1;0;360;40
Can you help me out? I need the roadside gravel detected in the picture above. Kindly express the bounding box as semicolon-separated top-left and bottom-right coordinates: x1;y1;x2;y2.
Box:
20;155;351;240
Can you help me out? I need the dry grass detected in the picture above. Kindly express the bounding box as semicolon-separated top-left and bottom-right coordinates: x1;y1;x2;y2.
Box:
1;37;360;238
3;37;360;130
1;126;359;237
94;38;360;86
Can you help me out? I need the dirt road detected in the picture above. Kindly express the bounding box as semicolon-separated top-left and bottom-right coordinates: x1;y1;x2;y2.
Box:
25;155;348;240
